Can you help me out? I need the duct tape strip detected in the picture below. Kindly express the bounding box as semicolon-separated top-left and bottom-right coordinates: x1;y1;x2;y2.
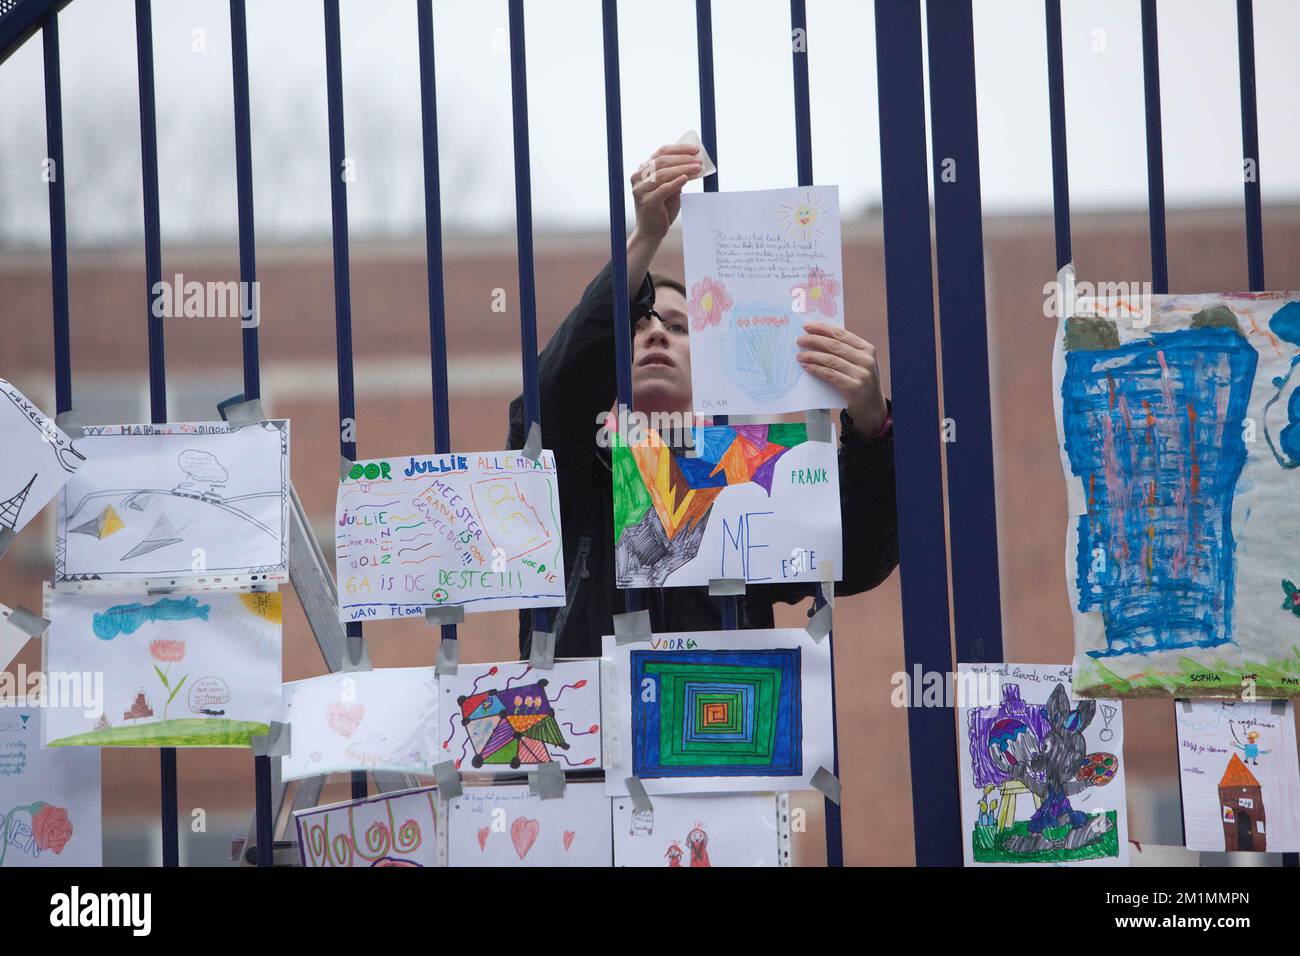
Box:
613;609;652;645
1066;476;1088;518
435;637;459;676
529;630;556;670
675;129;716;178
805;603;832;644
1179;699;1192;714
625;776;652;813
708;578;746;597
425;605;465;627
1073;610;1107;654
340;640;371;673
432;760;463;801
0;617;30;670
340;455;354;480
0;527;15;561
811;767;842;806
7;606;50;639
224;398;266;426
805;408;833;443
1271;699;1288;716
54;410;83;439
522;421;543;461
250;721;291;757
776;793;793;867
529;760;566;800
820;559;835;608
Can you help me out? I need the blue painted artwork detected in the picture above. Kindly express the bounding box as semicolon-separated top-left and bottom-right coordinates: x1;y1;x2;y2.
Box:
1061;327;1257;657
91;595;211;640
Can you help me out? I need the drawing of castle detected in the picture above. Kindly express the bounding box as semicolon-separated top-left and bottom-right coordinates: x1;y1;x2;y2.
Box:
124;690;154;722
1219;754;1266;852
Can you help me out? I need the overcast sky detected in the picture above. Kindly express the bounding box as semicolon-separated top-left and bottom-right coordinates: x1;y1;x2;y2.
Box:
1;0;1297;247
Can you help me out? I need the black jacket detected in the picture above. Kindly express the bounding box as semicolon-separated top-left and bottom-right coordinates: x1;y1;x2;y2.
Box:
508;260;900;658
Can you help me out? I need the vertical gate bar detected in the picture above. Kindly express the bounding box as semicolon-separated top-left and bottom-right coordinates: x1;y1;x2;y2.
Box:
42;12;71;414
926;0;1003;665
788;0;843;868
507;0;550;633
416;0;458;653
875;0;961;866
1236;0;1264;292
322;0;367;802
1044;0;1071;271
134;0;180;869
229;0;273;866
1140;0;1168;294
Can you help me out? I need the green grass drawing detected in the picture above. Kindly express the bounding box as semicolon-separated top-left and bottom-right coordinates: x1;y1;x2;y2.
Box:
1076;650;1300;699
972;811;1119;864
48;718;268;748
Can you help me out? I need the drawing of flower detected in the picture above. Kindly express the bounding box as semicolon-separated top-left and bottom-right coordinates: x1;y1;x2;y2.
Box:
688;276;732;331
149;639;189;721
1283;580;1300;617
31;804;73;855
797;267;841;318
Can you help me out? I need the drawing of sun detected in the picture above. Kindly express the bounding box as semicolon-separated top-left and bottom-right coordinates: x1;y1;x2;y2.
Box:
778;191;827;241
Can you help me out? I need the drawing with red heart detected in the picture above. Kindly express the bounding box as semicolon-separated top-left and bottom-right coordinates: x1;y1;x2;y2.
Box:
477;827;489;851
326;702;365;738
511;817;540;860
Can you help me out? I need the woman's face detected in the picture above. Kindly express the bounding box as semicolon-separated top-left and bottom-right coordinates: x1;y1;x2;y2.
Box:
631;287;693;415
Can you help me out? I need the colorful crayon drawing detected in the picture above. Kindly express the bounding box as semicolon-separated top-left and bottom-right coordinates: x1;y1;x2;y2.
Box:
612;422;842;588
44;588;282;748
680;186;844;415
958;663;1127;866
295;786;441;868
0;379;85;537
439;660;601;771
1055;293;1300;698
446;783;612;867
335;451;565;623
57;420;289;585
612;793;789;867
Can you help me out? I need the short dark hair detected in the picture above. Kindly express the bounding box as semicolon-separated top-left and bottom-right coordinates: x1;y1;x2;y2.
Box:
650;273;686;299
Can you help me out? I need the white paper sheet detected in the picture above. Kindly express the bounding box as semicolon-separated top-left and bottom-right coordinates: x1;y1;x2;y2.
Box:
603;629;833;795
955;662;1129;867
56;420;289;587
612;793;788;867
0;379;84;537
1175;699;1300;853
679;185;844;416
281;668;440;781
295;786;443;867
44;588;282;748
0;701;102;867
446;782;611;867
438;659;603;772
336;450;566;623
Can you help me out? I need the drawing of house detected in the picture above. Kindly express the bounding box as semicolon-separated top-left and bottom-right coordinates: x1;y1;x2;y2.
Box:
1219;754;1266;852
123;691;154;723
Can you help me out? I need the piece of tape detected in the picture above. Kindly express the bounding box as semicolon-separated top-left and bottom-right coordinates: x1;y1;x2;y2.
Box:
529;760;566;800
435;637;459;676
675;129;716;178
7;606;50;639
522;421;543;461
250;721;291;757
529;630;556;670
54;410;83;439
1057;261;1077;319
805;602;832;643
820;559;835;608
432;760;463;800
340;640;371;673
1073;610;1107;654
1179;699;1192;714
339;456;354;480
805;408;833;443
425;605;465;627
625;775;652;813
811;767;842;806
224;398;266;426
1270;699;1288;716
613;609;652;645
708;578;746;597
0;527;15;560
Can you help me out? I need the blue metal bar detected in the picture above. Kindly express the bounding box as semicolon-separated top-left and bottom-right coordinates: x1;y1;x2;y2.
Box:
1140;0;1168;294
694;0;718;193
926;0;1002;666
42;12;71;414
134;0;180;869
875;0;960;867
416;0;458;654
322;0;367;804
1236;0;1264;291
1044;0;1071;270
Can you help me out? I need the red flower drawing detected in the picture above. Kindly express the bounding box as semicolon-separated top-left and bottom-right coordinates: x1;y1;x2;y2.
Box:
797;266;841;317
31;804;73;855
688;277;732;331
149;639;186;663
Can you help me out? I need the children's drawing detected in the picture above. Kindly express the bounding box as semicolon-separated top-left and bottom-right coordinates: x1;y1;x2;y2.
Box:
612;793;790;867
0;702;101;866
446;783;611;867
44;588;282;748
336;451;566;623
1055;293;1300;698
295;786;443;867
439;660;601;771
281;668;440;781
1175;699;1300;852
958;663;1128;866
680;185;844;415
612;422;842;588
0;379;85;538
604;630;833;795
56;420;289;586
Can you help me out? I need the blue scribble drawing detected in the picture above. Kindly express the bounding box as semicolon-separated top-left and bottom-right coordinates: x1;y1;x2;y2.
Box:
1262;301;1300;468
723;302;804;403
92;596;211;640
1061;327;1257;657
